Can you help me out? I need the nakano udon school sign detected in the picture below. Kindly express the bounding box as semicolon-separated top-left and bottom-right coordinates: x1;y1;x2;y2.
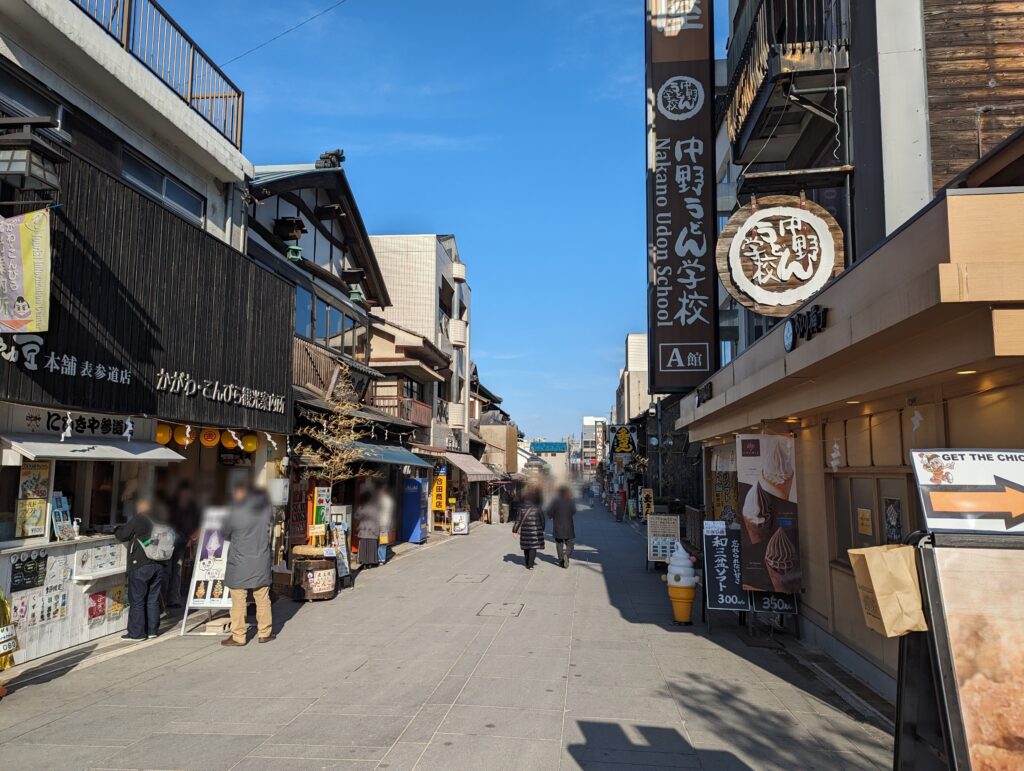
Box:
717;195;844;317
645;0;717;392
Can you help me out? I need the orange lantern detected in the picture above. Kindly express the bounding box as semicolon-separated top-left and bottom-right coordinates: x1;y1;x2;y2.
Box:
221;432;238;450
155;423;172;445
241;433;259;453
199;428;220;448
173;425;193;447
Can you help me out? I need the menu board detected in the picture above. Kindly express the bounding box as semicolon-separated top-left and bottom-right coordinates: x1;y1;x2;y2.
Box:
451;511;469;535
19;461;50;500
15;498;47;538
9;551;47;592
703;521;750;611
185;508;232;610
287;482;308;541
647;514;680;563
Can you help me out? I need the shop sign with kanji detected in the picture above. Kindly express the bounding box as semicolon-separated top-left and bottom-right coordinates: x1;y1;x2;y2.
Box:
716;195;844;317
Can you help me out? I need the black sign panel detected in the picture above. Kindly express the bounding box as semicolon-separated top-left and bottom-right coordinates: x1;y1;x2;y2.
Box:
646;0;717;392
0;153;293;433
10;552;47;593
750;591;798;615
703;521;751;611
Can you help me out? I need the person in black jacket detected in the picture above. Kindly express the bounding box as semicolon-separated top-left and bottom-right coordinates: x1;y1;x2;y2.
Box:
512;488;546;570
115;497;166;641
547;486;577;568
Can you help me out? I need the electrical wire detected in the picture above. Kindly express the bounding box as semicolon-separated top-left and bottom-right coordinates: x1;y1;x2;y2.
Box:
219;0;353;68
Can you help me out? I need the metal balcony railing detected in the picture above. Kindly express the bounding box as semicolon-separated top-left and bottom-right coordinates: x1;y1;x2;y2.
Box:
723;0;849;144
72;0;243;148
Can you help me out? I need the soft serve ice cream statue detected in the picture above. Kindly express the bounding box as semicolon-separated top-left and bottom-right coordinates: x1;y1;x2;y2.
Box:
667;541;698;587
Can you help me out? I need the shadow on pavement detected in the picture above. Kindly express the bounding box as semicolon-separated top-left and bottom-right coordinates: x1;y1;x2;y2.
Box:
566;719;754;769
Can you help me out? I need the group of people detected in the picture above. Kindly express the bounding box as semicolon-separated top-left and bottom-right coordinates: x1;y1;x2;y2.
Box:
114;477;276;646
512;485;577;569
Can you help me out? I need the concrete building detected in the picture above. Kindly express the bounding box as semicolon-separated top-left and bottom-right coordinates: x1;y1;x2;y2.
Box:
0;0;251;250
580;416;607;480
529;440;570;488
615;333;655;424
370;234;471;454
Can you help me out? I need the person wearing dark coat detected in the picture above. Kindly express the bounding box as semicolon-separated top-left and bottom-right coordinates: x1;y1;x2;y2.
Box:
547;486;577;568
512;490;546;569
220;480;275;646
115;496;167;641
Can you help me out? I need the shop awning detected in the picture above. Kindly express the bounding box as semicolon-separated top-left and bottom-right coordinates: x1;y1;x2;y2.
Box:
1;433;185;462
352;441;432;469
445;452;497;483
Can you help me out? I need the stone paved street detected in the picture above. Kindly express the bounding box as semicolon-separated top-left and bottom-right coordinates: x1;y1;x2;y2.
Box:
0;504;893;770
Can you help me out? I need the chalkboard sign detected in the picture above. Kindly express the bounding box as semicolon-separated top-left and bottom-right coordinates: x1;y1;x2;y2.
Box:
750;591;798;614
703;521;751;611
10;551;48;593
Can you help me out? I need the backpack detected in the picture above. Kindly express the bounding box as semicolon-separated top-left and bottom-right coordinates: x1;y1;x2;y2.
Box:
138;522;177;561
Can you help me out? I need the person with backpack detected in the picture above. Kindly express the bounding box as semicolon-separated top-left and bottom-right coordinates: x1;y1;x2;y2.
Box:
115;496;175;641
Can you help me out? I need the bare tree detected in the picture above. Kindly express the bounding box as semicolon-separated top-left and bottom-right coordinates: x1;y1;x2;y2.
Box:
295;363;369;483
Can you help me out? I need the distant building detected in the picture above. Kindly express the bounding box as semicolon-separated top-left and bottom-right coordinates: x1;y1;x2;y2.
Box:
615;333;656;424
530;440;570;487
581;416;607;479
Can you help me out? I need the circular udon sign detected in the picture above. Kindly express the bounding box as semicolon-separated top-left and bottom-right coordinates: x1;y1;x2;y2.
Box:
716;195;843;317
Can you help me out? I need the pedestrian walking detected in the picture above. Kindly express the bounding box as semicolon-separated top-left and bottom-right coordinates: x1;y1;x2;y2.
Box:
220;478;275;646
356;490;381;567
547;485;577;568
376;487;394;565
512;488;545;569
115;496;174;641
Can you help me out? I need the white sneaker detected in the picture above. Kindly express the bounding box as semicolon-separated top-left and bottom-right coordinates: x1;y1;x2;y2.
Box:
147;634;158;639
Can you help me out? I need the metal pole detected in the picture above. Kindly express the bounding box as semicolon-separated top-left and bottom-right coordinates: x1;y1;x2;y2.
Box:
657;401;664;497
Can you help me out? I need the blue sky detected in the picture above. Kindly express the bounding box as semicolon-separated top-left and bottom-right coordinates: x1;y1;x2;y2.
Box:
168;0;729;442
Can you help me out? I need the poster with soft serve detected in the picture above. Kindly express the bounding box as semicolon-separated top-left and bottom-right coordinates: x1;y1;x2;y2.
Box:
736;435;801;593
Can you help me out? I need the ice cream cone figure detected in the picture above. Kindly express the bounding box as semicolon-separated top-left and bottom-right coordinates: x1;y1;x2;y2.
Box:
741;482;773;544
665;541;698;624
760;439;795;500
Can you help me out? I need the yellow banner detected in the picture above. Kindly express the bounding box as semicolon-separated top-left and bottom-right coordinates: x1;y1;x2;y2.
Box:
0;208;51;333
431;475;447;511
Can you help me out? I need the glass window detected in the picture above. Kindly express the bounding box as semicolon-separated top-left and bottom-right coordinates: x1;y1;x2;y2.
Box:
165;178;204;220
832;477;853;564
122;152;163;194
353;318;368;361
315;299;329;346
327;306;344;350
295;288;313;338
403;379;424;402
851;477;876;550
342;314;356;357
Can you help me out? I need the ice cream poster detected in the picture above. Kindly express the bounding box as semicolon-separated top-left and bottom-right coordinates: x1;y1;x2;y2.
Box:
736;435;801;593
0;208;51;334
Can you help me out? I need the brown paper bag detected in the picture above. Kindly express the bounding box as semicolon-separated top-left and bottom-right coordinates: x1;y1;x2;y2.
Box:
848;545;928;638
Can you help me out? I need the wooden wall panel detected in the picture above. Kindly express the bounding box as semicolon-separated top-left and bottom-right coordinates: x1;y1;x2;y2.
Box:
923;0;1024;189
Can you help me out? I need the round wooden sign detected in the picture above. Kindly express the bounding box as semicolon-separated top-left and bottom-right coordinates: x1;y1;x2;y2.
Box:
716;195;844;317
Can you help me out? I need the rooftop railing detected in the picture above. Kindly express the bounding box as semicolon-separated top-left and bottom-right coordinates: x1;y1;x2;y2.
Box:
72;0;243;148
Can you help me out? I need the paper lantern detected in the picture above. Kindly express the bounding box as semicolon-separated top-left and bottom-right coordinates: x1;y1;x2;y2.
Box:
173;425;193;447
199;428;220;448
155;423;172;445
241;433;259;453
221;432;238;450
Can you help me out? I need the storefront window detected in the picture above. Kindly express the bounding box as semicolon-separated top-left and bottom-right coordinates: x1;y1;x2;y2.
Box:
91;462;115;525
295;287;313;338
832;474;915;565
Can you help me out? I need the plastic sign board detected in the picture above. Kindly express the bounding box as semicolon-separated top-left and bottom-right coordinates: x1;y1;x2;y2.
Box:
911;449;1024;533
703;520;751;611
431;474;447;511
647;514;679;562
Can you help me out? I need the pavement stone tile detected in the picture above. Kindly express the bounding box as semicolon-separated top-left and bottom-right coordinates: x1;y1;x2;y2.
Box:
248;743;388;760
439;704;564;741
425;675;469;705
561;717;693;752
415;733;560;771
8;705;190;747
227;758;378;770
271;712;413;748
566;686;683;723
396;704;450;742
567;661;666;688
0;741;123;770
456;675;565;710
100;731;267;770
376;741;428;770
473;652;570;681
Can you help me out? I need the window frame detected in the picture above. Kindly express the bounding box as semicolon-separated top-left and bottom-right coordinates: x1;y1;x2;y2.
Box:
120;148;205;225
828;470;918;569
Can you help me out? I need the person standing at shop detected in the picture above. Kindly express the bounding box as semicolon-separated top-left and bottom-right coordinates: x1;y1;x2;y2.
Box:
547;485;577;568
356;490;381;568
115;496;171;641
164;481;200;609
220;479;275;646
376;486;394;565
512;487;546;570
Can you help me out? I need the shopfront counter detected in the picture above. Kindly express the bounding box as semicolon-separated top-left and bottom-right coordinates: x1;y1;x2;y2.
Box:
1;535;128;665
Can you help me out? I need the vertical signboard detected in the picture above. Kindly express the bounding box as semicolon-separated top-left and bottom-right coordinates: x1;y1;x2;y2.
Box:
646;0;717;392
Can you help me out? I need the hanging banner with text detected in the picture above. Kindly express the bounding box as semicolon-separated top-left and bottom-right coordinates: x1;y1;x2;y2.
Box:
645;0;717;392
0;208;51;334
